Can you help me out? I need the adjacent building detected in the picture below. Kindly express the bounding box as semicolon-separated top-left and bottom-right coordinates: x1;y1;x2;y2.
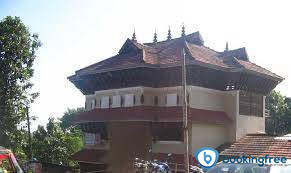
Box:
68;28;283;172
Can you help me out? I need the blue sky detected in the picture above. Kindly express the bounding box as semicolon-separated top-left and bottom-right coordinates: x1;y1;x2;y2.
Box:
1;0;291;129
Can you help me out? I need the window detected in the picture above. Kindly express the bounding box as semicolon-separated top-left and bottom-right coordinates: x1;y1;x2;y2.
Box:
84;133;104;145
152;122;183;141
112;95;121;108
101;96;110;108
84;133;97;145
124;94;134;107
166;93;178;106
239;91;263;117
0;157;14;173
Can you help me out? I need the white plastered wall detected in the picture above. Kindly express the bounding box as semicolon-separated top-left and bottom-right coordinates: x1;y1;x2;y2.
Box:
191;123;228;152
236;94;266;140
84;86;266;154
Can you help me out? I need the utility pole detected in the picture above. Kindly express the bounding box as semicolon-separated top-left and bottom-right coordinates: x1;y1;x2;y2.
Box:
26;106;33;161
182;48;190;173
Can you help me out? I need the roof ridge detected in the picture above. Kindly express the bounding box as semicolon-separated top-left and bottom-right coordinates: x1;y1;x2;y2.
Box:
184;41;195;59
186;42;230;67
144;31;200;45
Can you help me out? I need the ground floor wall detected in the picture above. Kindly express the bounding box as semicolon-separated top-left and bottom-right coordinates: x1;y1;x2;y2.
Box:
152;123;229;156
107;122;152;173
191;123;229;152
78;122;230;172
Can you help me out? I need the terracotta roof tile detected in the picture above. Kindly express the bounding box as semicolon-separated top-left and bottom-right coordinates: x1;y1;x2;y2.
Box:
220;47;249;61
76;52;147;75
186;42;229;68
220;134;291;158
72;31;282;81
71;149;109;163
237;60;282;79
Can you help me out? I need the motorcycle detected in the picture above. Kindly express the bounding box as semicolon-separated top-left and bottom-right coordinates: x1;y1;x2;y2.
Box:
134;152;204;173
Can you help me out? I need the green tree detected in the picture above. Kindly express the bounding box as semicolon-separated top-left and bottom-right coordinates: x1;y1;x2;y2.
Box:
32;118;83;166
0;16;41;146
266;91;291;135
32;108;84;166
60;107;85;131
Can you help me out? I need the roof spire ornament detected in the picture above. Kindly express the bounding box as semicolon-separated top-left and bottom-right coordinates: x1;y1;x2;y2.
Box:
132;28;137;42
167;26;172;40
225;42;229;51
181;23;186;37
153;29;158;43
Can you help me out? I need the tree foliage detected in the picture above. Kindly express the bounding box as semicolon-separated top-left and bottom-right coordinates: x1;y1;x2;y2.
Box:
32;108;84;166
0;16;41;145
60;107;85;131
266;91;291;135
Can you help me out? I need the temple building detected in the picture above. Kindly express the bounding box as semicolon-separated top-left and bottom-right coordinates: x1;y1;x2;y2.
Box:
68;27;283;172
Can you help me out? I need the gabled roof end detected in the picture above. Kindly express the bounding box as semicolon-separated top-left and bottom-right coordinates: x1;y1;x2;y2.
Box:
220;47;249;61
118;38;143;54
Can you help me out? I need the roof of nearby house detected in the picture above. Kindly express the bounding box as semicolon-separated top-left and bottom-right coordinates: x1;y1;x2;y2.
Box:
71;149;108;164
73;106;230;124
70;31;282;81
220;134;291;158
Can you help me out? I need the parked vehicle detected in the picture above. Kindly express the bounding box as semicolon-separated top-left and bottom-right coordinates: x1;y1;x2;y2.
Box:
190;165;204;173
0;146;23;173
134;153;204;173
268;165;291;173
207;163;291;173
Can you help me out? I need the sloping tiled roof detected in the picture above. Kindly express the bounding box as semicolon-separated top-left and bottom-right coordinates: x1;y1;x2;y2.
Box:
220;134;291;158
236;59;282;79
73;106;230;125
71;31;282;81
75;52;154;76
71;149;108;163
